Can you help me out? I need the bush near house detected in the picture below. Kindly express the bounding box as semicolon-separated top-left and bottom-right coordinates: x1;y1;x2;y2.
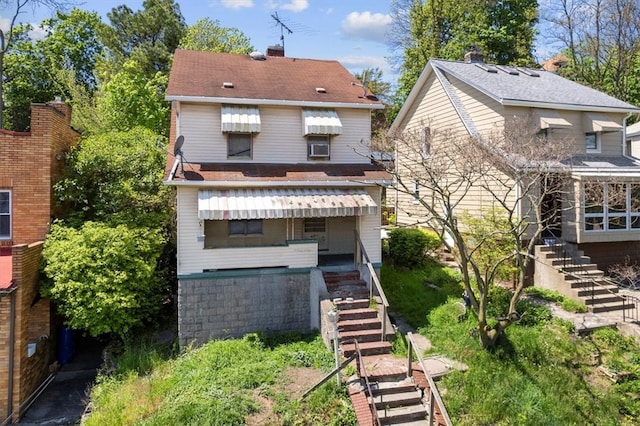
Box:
387;227;441;268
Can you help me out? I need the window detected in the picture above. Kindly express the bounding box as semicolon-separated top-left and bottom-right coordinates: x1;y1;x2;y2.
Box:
228;133;252;159
584;182;640;231
307;135;330;159
228;219;262;236
0;191;9;238
412;181;420;204
585;132;600;152
303;218;326;233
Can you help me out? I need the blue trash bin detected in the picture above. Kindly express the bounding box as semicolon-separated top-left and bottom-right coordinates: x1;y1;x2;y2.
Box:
57;325;75;365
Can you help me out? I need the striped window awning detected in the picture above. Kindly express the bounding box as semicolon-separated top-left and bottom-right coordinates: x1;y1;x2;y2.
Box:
198;188;377;220
534;109;572;129
221;105;261;133
584;113;622;132
302;109;342;135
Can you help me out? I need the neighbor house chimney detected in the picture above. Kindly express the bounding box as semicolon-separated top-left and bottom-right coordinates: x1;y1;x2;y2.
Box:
464;48;484;63
267;44;285;57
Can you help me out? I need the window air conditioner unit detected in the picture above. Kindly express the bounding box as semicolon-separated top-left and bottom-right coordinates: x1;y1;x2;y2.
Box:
309;143;329;158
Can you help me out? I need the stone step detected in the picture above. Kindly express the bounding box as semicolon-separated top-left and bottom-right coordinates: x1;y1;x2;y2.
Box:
335;298;370;310
339;307;378;321
340;329;383;344
378;403;428;425
337;317;382;332
342;341;392;357
370;389;423;409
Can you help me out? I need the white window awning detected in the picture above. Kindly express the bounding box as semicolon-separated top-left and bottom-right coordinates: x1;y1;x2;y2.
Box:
198;188;377;220
221;105;261;133
303;109;342;135
584;113;622;132
534;109;572;129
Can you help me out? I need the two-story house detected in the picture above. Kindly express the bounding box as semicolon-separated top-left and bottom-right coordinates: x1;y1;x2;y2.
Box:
390;50;640;279
164;49;389;346
0;101;79;423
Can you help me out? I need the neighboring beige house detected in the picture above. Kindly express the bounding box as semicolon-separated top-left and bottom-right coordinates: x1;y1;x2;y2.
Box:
164;49;390;346
626;121;640;159
390;50;640;273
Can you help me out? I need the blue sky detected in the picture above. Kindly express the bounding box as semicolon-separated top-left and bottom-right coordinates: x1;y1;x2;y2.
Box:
2;0;396;78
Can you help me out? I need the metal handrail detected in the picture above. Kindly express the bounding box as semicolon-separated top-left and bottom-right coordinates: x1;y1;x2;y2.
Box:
545;237;639;323
354;230;390;340
406;332;453;426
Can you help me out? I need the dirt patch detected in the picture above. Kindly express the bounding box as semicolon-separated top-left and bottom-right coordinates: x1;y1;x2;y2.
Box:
245;366;327;425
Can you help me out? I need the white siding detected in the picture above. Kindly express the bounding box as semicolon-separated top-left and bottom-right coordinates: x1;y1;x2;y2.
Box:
359;186;382;263
177;103;372;164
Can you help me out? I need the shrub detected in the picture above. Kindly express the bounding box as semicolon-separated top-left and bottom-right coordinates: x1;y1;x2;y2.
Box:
388;228;441;268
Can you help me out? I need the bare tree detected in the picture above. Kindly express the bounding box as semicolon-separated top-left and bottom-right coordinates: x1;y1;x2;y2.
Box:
0;0;77;128
383;117;578;348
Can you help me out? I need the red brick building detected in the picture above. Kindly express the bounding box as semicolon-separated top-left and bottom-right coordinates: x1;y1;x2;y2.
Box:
0;101;79;423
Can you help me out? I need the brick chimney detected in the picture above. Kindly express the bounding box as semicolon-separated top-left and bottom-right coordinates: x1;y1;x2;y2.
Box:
46;97;72;124
267;44;285;57
464;48;484;64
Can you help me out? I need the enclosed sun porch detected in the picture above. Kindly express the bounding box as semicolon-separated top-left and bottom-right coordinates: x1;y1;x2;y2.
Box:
175;186;383;275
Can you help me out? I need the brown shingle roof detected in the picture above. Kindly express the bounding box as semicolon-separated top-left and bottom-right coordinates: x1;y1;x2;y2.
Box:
166;50;382;106
168;162;391;185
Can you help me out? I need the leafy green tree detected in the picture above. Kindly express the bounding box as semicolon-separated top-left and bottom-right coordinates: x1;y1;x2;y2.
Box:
179;17;253;53
2;9;103;131
55;126;170;228
389;0;538;109
99;0;186;80
95;60;170;135
42;221;166;339
354;67;393;137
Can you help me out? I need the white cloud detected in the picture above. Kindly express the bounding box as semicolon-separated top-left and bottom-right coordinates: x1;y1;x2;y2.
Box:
281;0;309;12
0;16;10;33
341;11;392;44
29;24;47;40
338;55;392;76
220;0;254;9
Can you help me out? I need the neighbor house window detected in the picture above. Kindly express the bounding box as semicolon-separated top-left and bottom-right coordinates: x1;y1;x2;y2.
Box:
307;135;330;159
584;182;640;231
412;181;420;204
421;127;431;157
0;191;10;239
228;219;262;236
227;133;252;159
585;132;600;152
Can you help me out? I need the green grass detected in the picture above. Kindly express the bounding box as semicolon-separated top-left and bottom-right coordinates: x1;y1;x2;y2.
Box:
525;286;589;313
380;261;640;425
85;332;355;426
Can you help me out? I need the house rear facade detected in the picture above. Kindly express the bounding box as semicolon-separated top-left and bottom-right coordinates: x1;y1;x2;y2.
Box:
164;49;389;346
390;50;640;272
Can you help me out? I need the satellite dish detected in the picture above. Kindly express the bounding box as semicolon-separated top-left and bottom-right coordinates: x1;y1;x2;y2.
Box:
174;135;184;156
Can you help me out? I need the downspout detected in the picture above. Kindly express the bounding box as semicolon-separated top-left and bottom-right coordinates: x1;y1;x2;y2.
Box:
1;284;17;425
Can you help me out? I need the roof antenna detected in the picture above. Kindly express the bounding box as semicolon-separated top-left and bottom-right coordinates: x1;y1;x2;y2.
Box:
271;12;293;51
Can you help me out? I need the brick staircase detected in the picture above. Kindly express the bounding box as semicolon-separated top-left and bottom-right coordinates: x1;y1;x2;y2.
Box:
537;245;632;313
324;271;433;425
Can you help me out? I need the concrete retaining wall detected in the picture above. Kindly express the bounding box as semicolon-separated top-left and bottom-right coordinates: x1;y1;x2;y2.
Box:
178;268;312;347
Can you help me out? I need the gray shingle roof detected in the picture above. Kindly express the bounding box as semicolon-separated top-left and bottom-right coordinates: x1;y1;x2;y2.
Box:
432;59;640;112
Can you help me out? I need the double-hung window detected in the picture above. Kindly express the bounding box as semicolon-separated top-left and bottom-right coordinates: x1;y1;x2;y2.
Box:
227;133;252;159
0;191;10;239
585;132;600;153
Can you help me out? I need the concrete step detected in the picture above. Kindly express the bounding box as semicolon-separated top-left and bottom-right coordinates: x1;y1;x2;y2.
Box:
370;389;423;409
335;298;370;310
339;307;378;321
323;271;360;284
564;270;605;281
342;341;392;357
378;403;428;425
326;279;367;290
337;317;382;332
592;301;635;314
340;329;383;343
562;264;601;273
584;294;626;305
569;279;612;289
577;286;619;297
330;288;370;300
368;379;417;396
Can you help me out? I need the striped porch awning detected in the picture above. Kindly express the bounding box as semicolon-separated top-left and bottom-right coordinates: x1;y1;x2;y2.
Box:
302;109;342;135
198;188;377;220
221;105;261;133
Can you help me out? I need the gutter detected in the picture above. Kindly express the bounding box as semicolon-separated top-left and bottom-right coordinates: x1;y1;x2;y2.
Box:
165;96;385;110
163;179;394;188
0;283;17;426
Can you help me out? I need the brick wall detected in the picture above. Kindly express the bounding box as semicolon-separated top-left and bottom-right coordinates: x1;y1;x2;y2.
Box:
579;241;640;274
178;269;311;347
0;102;79;246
